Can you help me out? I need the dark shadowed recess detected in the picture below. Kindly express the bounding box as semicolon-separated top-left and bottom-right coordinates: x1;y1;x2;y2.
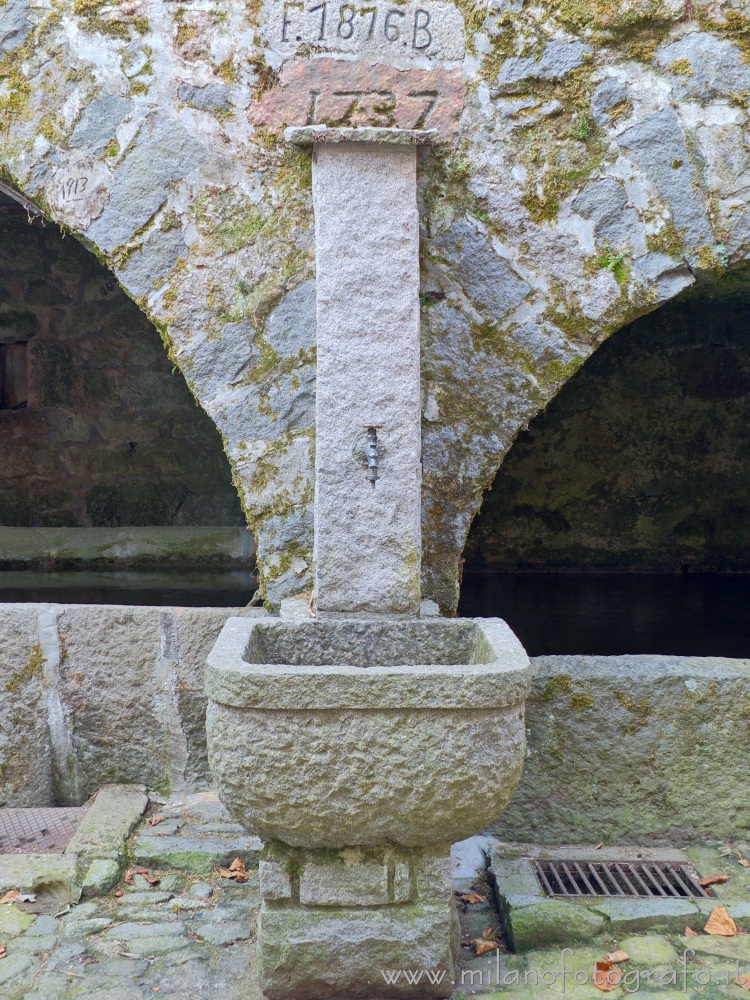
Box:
460;278;750;657
0;193;244;530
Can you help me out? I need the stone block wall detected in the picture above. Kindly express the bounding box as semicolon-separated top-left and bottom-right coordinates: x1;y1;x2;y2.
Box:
0;194;244;529
493;653;750;845
0;603;260;807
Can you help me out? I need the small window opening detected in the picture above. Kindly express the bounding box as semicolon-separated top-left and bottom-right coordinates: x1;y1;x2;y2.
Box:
0;342;28;409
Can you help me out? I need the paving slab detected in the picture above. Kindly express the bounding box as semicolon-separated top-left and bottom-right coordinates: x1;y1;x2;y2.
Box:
132;833;263;872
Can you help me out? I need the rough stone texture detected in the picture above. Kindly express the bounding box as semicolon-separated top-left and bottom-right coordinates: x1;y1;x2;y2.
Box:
493;654;750;844
0;855;79;896
259;0;466;62
0;195;245;530
2;0;749;612
495;40;592;92
591;898;699;933
207;615;528;847
465;288;750;573
64;784;148;860
507;900;606;951
0;606;51;806
0;605;262;806
258;903;457;998
81;858;121;897
133;832;263;872
300;860;390;906
254;59;464;135
312;140;421;613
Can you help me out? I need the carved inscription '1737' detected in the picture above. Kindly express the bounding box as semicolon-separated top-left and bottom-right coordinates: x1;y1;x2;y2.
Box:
261;0;465;62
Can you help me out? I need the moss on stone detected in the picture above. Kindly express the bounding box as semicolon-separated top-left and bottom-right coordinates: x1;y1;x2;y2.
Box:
6;644;45;694
540;674;572;701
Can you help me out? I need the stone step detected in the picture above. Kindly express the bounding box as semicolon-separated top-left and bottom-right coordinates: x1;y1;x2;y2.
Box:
132;833;263;873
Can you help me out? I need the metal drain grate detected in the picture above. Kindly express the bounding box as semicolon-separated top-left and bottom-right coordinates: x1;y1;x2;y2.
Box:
0;807;89;854
534;859;712;899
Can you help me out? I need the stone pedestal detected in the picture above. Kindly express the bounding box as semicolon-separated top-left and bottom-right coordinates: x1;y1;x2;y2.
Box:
289;127;429;616
257;843;458;999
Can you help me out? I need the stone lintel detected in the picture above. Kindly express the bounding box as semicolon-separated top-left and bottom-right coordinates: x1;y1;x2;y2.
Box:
284;125;438;145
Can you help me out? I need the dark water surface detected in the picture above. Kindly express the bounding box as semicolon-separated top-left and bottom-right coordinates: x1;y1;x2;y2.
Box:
0;570;257;607
459;573;750;658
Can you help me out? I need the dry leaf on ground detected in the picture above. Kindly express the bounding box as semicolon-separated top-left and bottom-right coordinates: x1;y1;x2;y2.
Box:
113;889;124;898
124;870;135;886
700;873;729;887
736;974;750;991
216;858;249;882
148;815;165;827
606;950;630;963
133;866;160;886
685;926;698;937
457;892;486;905
705;906;737;936
0;890;18;905
474;938;499;956
481;927;497;940
0;945;6;960
593;961;622;992
595;843;603;850
740;859;750;868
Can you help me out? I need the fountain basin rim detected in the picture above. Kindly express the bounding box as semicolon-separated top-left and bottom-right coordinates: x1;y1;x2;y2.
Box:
206;615;530;710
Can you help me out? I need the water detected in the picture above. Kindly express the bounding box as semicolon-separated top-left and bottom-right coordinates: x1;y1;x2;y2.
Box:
459;573;750;658
0;570;257;607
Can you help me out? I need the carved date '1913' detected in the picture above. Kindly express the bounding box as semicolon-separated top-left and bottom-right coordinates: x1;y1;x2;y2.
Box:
281;2;434;51
59;176;89;201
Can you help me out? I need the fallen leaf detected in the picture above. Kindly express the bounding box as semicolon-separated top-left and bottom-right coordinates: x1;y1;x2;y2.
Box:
124;870;135;886
0;890;18;905
595;843;604;850
148;815;165;827
481;926;496;940
113;889;124;898
705;905;737;936
737;974;750;991
606;950;630;963
740;860;750;868
215;860;249;883
685;926;698;937
133;867;160;886
593;961;622;992
457;892;486;905
474;938;499;956
700;873;729;887
0;945;6;960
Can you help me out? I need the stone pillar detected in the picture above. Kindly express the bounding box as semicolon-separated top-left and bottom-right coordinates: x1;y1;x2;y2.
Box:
257;842;458;999
287;127;430;616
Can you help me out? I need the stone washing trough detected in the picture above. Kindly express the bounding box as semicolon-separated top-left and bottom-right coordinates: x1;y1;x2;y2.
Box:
205;615;530;850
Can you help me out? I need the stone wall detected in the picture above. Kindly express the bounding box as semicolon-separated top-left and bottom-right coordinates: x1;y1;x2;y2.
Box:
2;0;750;607
5;615;746;847
0;194;244;529
493;653;750;845
465;283;750;573
0;603;261;807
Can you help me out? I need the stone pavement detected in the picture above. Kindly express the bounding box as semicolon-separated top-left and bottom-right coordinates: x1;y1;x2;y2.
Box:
3;798;750;999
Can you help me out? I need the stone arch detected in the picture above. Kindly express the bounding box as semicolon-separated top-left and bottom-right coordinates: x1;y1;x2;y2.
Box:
460;273;750;582
4;0;750;610
0;184;245;532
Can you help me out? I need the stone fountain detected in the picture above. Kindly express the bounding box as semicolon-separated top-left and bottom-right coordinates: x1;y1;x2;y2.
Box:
206;126;530;999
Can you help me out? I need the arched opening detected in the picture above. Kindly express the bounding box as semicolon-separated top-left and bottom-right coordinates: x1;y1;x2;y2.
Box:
0;189;254;605
460;279;750;657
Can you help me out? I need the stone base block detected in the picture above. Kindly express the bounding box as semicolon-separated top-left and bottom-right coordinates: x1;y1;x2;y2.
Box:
258;902;458;999
257;842;459;998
